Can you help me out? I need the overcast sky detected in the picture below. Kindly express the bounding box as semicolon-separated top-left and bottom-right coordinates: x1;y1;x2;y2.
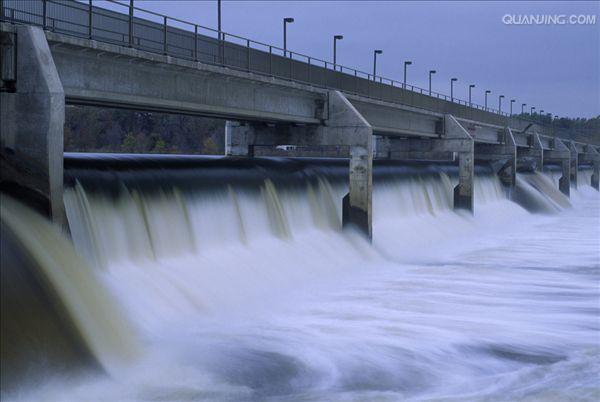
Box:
116;1;599;118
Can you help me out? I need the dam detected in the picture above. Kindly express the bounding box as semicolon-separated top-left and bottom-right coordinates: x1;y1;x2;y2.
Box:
1;1;600;400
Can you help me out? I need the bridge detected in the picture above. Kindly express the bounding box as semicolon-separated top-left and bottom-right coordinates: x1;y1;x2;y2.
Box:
1;0;599;239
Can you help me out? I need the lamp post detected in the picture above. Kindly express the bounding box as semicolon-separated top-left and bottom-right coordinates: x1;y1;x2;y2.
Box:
522;103;526;114
283;17;294;57
403;61;412;89
485;90;491;110
450;78;457;101
498;95;504;113
217;0;221;35
428;70;436;95
128;0;134;47
468;84;475;106
510;99;515;115
373;49;382;81
530;106;535;115
333;35;343;70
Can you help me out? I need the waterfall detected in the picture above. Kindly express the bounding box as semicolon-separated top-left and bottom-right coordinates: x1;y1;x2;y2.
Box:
4;154;594;400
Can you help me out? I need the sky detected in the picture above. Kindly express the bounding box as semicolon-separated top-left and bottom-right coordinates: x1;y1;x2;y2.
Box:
105;1;599;118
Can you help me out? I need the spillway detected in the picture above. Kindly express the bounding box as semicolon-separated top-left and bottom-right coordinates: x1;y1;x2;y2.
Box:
1;154;599;401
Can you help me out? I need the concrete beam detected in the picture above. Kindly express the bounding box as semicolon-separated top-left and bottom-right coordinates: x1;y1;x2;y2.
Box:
46;32;326;124
0;26;65;225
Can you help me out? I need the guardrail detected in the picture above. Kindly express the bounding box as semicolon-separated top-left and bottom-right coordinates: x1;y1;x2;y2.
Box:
1;0;597;144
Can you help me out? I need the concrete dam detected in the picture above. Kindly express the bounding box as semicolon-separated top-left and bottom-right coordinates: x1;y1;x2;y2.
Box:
1;1;600;400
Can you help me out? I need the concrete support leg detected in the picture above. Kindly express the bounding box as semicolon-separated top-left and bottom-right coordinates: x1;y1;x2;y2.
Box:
580;146;600;191
475;127;517;190
593;158;600;191
321;91;373;239
382;115;473;211
445;115;474;212
559;158;571;197
224;91;373;239
0;26;65;225
225;120;255;156
517;133;544;173
568;141;578;189
544;139;571;197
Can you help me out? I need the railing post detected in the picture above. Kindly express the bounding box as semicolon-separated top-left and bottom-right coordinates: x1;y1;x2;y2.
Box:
246;39;250;72
194;25;198;61
219;33;225;65
289;52;292;80
128;0;133;47
88;0;93;39
269;46;273;76
163;16;167;55
42;0;47;29
307;57;311;84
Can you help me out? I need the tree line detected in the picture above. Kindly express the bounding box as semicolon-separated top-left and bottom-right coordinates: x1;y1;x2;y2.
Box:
64;106;600;154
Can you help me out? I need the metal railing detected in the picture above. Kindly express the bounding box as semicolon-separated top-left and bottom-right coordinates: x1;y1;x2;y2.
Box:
1;0;597;144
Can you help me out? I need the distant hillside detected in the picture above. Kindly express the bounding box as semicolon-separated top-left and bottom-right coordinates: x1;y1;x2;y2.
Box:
64;106;225;155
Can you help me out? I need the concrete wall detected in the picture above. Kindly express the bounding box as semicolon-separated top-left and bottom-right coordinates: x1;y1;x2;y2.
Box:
0;25;64;224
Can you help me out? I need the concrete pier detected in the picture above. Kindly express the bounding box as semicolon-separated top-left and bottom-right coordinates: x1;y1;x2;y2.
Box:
225;91;373;239
568;141;578;189
375;115;474;212
517;133;544;172
0;26;65;225
445;116;475;212
544;139;571;197
579;145;600;191
475;127;517;189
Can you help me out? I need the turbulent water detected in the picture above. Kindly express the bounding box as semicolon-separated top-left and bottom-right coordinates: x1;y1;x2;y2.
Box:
3;155;599;401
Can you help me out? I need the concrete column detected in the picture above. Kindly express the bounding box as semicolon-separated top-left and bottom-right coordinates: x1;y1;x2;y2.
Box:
559;158;571;197
568;141;578;189
225;91;373;239
517;133;544;172
593;156;600;191
445;115;474;212
0;26;65;225
580;146;599;191
225;120;255;157
321;91;373;239
543;139;570;197
474;127;517;189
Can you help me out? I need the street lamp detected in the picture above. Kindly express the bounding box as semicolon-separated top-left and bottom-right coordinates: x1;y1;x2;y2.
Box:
498;95;504;113
373;49;382;81
450;78;457;101
283;17;294;57
217;0;221;35
510;99;515;115
428;70;436;95
485;90;491;110
522;103;526;114
530;106;535;115
468;84;475;106
403;61;412;89
333;35;343;70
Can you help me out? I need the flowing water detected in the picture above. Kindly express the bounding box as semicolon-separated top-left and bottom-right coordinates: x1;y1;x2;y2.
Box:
1;155;599;401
